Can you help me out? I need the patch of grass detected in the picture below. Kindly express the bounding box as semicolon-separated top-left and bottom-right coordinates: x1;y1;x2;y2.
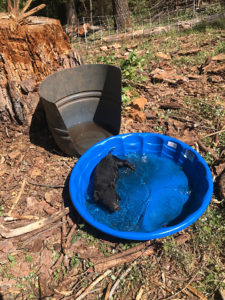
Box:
185;97;225;122
194;206;225;252
173;50;211;66
25;254;33;263
120;50;147;83
70;254;81;269
214;40;225;55
119;242;138;251
8;254;16;264
192;17;225;33
97;52;117;65
0;204;4;216
193;207;225;296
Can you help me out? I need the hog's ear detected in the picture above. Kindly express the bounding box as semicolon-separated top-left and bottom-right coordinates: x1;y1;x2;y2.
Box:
111;182;116;189
94;191;100;201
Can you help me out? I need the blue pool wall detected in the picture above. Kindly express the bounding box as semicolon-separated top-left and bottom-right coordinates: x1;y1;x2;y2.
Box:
69;133;213;240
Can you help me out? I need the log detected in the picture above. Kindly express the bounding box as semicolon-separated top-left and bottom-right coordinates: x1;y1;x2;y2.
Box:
0;17;83;125
102;13;225;43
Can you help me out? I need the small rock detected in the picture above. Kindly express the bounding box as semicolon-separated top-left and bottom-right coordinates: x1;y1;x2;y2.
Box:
131;97;147;110
156;52;171;60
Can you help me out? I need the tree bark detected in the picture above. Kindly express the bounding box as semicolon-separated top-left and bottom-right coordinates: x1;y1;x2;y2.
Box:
112;0;132;30
89;0;93;24
0;17;83;125
66;0;78;26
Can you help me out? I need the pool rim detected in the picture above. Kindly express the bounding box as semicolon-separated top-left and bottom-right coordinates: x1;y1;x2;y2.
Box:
69;132;213;241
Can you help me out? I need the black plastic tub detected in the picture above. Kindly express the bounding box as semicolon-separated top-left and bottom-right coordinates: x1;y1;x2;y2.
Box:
39;64;122;155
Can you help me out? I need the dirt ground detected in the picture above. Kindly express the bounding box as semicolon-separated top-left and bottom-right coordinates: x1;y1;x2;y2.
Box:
0;22;225;300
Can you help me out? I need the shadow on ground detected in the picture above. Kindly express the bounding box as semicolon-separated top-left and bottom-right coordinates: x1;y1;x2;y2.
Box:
29;100;70;157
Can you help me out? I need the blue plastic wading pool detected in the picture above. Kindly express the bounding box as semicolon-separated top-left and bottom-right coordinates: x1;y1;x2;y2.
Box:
69;133;213;240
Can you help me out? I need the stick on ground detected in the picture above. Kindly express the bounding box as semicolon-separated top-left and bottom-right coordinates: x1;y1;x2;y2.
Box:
8;177;26;216
108;264;134;299
75;270;112;300
0;207;69;238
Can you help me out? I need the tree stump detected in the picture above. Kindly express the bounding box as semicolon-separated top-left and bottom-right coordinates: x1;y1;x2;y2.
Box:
0;16;83;125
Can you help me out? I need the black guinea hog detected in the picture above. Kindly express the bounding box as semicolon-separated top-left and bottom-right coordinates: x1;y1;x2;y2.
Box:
93;153;135;212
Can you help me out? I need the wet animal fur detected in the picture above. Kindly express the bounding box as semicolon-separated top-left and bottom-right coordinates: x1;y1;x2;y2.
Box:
93;153;135;212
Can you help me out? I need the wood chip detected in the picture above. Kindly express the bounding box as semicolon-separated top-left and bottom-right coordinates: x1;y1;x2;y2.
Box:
186;284;208;300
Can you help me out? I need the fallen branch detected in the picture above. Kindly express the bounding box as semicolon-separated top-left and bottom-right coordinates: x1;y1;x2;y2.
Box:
92;242;149;265
0;207;69;238
103;13;225;42
93;245;155;273
186;284;208;300
4;215;39;221
21;0;33;14
8;177;26;216
164;260;206;299
104;282;113;300
159;102;183;110
136;286;145;300
62;215;67;252
51;222;77;271
75;270;111;300
52;253;64;271
65;223;77;249
27;180;65;189
201;128;225;139
21;220;64;243
92;234;189;273
218;170;225;199
18;4;46;23
108;264;134;299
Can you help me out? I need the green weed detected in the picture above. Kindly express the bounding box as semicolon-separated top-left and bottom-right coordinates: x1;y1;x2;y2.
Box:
8;254;15;264
120;51;147;83
214;40;225;55
25;254;33;263
70;254;81;269
97;53;116;65
0;205;4;216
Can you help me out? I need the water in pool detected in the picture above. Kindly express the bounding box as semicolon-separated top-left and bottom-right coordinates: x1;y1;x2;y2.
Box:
86;153;191;232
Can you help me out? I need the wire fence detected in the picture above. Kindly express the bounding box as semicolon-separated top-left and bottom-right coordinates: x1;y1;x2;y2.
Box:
64;0;224;49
